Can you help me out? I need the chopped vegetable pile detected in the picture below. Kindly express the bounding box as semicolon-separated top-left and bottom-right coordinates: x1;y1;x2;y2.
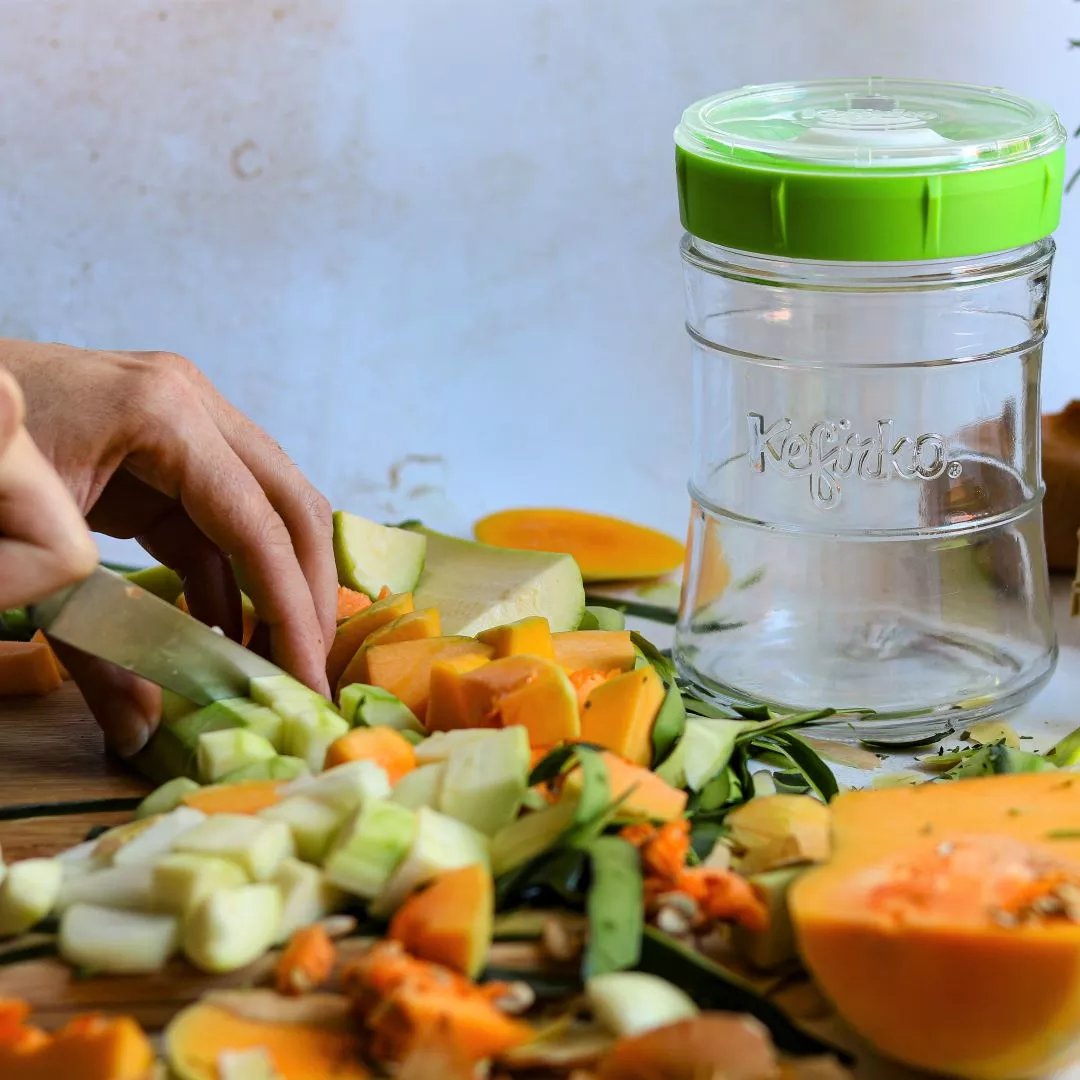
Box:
0;509;1078;1079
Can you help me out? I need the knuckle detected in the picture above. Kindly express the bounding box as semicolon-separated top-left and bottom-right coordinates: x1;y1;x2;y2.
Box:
147;350;199;380
305;489;333;533
129;360;195;415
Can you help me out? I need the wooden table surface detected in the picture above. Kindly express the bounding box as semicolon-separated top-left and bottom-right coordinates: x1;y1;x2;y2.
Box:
0;681;150;861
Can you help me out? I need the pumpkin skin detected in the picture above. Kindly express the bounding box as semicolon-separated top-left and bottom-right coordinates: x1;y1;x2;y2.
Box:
790;774;1080;1080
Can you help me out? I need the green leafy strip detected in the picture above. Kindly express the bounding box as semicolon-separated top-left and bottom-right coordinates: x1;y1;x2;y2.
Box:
584;594;677;625
650;683;687;766
638;928;849;1060
749;732;839;803
583;836;644;978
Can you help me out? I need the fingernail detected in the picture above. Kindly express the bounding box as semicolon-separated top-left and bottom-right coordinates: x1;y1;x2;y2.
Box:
113;715;152;759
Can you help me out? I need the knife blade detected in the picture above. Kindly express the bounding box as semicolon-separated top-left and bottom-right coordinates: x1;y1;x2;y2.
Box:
29;566;285;706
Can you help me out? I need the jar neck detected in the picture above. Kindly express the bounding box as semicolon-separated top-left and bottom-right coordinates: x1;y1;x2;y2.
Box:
681;236;1055;291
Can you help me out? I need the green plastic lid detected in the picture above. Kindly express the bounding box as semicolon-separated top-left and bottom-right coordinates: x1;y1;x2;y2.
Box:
675;78;1066;261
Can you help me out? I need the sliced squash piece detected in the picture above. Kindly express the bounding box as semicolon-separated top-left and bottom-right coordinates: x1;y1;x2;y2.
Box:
136;776;202;819
152;854;248;918
173;814;294;881
29;628;69;679
564;751;687;823
336;608;442;694
388;863;493;977
337;584;373;621
474;508;685;583
274;857;345;942
580;667;665;766
391;763;446;811
166;991;368;1080
261;796;347;864
182;779;283;816
791;774;1080;1080
0;640;63;696
363;637;493;719
324;800;417;900
0;1012;155;1080
197;729;278;784
476;615;554;659
413;526;585;635
552;630;635;675
425;653;494;732
338;683;423;733
325;591;414;690
284;759;391;814
332;510;427;599
426;654;580;745
324;725;417;782
726;794;830;875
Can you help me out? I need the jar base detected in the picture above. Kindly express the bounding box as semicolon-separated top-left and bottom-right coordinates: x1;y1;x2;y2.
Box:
676;621;1058;746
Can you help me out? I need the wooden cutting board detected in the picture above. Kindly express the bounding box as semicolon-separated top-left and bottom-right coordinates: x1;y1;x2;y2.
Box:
0;686;569;1027
0;681;150;861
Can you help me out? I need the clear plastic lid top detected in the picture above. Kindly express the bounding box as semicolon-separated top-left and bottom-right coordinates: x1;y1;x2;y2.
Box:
677;77;1065;172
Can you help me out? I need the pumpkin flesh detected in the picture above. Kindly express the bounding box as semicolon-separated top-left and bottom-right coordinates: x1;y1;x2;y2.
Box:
791;775;1080;1080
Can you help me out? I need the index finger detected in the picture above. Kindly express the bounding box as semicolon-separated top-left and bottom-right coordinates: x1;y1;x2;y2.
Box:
129;401;330;696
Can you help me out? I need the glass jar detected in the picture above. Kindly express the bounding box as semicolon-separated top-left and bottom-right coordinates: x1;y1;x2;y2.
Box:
673;79;1066;736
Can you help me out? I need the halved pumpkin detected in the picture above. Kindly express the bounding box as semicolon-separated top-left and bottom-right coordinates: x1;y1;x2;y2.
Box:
791;774;1080;1080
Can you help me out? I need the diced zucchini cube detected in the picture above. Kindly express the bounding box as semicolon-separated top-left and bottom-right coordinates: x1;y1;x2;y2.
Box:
197;728;277;783
173;814;294;881
60;903;180;973
370;806;489;917
439;726;529;834
281;709;350;772
323;800;417;900
135;777;202;820
152;854;249;918
261;795;345;865
0;859;62;935
284;759;391;814
391;762;446;810
183;883;282;973
56;864;156;914
273;857;345;941
338;683;424;733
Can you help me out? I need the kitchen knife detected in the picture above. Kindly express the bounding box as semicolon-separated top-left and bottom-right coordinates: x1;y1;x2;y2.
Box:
29;565;285;706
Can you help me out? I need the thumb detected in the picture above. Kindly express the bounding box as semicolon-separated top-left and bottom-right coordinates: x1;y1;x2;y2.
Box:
51;642;162;759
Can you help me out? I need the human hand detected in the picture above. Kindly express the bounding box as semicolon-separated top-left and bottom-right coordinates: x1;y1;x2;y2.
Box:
0;340;336;756
0;370;98;607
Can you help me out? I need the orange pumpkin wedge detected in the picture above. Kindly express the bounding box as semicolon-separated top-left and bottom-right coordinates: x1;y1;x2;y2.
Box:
324;726;417;782
337;585;373;621
474;508;685;583
166;991;369;1079
0;1009;154;1080
791;774;1080;1080
181;779;283;816
326;592;414;689
564;751;687;823
363;638;493;720
0;640;63;697
388;863;493;977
